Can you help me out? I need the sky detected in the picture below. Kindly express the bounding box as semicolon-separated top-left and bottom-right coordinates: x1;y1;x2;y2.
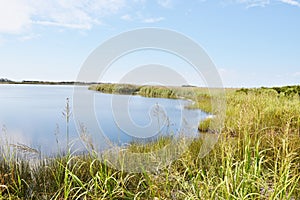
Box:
0;0;299;87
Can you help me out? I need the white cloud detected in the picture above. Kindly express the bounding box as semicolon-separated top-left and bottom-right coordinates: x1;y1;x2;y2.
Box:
292;72;300;77
121;14;133;21
0;0;33;33
280;0;300;7
33;21;92;30
122;12;166;23
30;0;124;29
133;0;147;3
234;0;300;8
143;17;165;23
157;0;173;8
18;33;41;41
0;0;126;34
235;0;270;8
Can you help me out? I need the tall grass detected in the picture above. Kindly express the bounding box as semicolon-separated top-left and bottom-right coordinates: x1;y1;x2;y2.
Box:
0;85;299;199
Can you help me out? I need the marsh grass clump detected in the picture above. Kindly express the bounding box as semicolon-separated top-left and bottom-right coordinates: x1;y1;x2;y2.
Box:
198;118;211;132
89;83;140;95
138;86;177;98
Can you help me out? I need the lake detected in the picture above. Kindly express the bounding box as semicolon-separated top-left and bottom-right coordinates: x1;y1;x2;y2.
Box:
0;84;207;155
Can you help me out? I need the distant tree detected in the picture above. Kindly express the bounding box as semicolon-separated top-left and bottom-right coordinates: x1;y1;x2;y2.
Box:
0;78;12;83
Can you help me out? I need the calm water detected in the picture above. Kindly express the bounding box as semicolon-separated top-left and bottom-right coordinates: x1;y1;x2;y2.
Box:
0;84;207;154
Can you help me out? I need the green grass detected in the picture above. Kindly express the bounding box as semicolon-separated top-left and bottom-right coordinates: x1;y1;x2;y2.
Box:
0;85;300;199
198;118;212;132
89;84;217;113
89;83;141;95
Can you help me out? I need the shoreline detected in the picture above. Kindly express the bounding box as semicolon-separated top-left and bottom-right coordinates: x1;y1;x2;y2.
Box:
0;81;95;86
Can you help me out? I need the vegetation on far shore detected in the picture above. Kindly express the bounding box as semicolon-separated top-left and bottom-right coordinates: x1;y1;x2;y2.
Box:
1;84;300;199
89;83;214;113
0;78;95;86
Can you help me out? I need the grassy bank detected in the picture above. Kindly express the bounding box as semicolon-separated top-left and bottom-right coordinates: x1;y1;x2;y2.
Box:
1;85;300;199
88;84;178;98
89;83;215;113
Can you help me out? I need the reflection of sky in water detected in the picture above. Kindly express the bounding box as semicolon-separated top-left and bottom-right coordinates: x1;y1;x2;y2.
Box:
0;84;207;155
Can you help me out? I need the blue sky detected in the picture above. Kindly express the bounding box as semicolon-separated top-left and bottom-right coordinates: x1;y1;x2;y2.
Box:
0;0;299;87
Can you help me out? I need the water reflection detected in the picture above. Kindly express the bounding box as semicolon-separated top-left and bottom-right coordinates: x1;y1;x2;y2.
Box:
0;84;207;155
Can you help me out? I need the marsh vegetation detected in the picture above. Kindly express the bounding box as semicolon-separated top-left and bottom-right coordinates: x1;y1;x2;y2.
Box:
0;84;300;199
